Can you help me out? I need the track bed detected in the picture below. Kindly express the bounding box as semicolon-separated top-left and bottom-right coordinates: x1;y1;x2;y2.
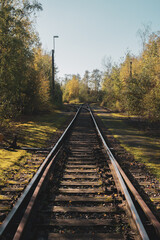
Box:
1;106;160;240
32;111;135;239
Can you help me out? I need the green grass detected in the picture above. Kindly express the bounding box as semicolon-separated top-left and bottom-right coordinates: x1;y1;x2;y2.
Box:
0;149;30;185
16;111;69;148
0;110;72;185
94;108;160;181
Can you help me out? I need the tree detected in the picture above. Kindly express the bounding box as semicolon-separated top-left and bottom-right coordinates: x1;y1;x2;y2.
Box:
102;64;121;110
78;70;90;102
90;69;102;92
137;23;151;52
102;56;113;77
141;32;160;120
88;69;102;102
63;75;79;103
34;48;51;110
82;70;90;89
0;0;42;117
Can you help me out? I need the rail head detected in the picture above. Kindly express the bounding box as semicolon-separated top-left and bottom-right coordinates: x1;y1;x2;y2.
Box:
89;107;150;240
0;105;82;237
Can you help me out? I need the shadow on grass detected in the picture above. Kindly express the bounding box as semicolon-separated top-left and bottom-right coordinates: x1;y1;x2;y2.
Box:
16;112;68;148
99;113;160;178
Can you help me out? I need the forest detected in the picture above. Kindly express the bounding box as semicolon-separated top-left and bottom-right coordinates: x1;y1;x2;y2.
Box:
1;0;160;122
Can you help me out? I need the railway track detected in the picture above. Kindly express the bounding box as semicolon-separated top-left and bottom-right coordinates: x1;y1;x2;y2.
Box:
0;105;160;240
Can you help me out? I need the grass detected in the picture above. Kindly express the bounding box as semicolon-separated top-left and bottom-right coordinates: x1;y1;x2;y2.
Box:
0;149;30;185
11;110;70;148
94;107;160;181
0;110;72;185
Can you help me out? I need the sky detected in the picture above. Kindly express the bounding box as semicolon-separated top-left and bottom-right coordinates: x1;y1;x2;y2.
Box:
36;0;160;78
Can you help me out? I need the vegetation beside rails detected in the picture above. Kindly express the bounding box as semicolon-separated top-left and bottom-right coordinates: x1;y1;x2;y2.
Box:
0;110;72;186
15;110;70;148
95;107;160;181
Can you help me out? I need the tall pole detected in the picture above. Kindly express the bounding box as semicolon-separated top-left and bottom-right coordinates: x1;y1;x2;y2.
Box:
130;61;132;79
52;48;55;94
52;36;59;97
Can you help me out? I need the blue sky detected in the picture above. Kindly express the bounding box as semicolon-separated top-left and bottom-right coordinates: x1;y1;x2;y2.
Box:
36;0;160;78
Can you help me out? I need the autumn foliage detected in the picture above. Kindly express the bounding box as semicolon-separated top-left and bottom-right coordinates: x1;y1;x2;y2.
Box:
62;69;102;104
101;32;160;121
0;0;62;119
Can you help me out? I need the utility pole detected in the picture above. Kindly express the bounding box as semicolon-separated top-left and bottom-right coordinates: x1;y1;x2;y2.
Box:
52;36;59;96
130;61;132;79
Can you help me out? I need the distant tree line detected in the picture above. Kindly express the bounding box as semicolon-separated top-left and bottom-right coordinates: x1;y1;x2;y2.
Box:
62;69;103;104
0;0;62;119
62;30;160;122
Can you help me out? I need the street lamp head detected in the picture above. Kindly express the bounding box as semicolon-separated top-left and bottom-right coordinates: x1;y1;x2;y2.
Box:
53;36;59;51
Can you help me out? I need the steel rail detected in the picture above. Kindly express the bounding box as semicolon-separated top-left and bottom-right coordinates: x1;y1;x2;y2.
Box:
0;105;82;238
13;148;61;240
114;156;160;238
89;107;150;240
90;107;160;238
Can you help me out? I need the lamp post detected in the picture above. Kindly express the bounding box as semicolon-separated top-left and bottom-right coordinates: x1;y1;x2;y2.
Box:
52;35;59;96
130;61;132;79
